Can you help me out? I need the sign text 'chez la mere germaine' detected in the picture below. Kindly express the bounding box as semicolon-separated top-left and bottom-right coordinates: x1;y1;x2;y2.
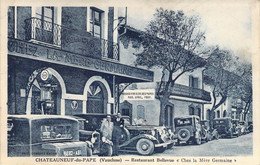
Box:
7;38;153;82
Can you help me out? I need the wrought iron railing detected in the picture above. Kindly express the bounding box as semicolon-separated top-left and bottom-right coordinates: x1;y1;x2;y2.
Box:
156;82;211;101
101;39;119;61
25;17;61;46
24;17;119;61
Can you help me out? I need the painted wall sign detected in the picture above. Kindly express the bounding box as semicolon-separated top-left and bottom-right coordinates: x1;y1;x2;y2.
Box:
8;38;153;82
71;100;78;110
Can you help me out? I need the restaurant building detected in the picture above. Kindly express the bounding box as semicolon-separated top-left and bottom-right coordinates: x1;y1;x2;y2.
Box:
7;7;153;115
118;26;212;129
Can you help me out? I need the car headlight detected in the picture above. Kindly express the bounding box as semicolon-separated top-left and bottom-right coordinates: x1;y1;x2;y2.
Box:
151;130;156;136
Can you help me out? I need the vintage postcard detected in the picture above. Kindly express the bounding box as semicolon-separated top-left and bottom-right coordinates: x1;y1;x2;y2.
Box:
0;0;259;164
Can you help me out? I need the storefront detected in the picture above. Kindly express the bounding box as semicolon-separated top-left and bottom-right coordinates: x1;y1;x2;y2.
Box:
7;6;153;115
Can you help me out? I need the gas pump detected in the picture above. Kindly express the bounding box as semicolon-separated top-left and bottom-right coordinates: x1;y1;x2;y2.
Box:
38;69;57;115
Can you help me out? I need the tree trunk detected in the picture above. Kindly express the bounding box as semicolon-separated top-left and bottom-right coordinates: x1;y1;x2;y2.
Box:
159;94;170;126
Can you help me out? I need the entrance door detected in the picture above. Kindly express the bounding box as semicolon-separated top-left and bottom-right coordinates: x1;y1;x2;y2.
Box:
87;82;105;113
165;105;173;130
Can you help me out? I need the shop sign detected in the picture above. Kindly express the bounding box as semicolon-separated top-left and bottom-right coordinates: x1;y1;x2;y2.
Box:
8;38;153;82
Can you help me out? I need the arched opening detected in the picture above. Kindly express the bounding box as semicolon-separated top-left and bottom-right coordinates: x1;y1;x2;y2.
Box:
26;68;65;115
87;81;108;113
223;110;227;117
216;110;220;118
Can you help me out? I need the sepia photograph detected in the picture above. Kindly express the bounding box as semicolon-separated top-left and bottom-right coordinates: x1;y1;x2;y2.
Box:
0;0;259;164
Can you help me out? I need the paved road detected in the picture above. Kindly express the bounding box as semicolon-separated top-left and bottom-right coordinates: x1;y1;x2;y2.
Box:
120;133;253;156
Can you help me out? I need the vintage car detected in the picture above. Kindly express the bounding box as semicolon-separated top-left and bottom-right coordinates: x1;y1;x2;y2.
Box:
8;115;92;157
120;124;176;155
238;121;249;135
73;114;113;156
200;120;219;141
74;114;175;156
231;119;242;136
174;116;204;145
213;117;237;138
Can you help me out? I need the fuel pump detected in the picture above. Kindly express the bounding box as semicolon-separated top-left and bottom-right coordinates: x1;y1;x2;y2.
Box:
39;69;57;115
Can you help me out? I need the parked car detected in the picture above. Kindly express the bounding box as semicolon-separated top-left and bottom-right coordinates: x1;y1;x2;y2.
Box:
121;124;176;155
73;114;113;156
174;116;203;145
74;114;175;156
8;115;92;157
200;120;219;141
231;119;242;136
239;121;249;135
213;117;236;138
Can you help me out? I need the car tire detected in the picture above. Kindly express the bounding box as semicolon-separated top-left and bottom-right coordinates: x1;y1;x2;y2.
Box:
136;138;155;156
177;129;191;142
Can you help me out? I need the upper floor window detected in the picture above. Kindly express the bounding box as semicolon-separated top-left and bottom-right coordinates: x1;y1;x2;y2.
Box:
90;7;103;38
36;7;54;22
189;75;199;88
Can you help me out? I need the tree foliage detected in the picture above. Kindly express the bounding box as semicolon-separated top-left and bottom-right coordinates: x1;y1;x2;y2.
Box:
204;47;251;127
135;8;208;125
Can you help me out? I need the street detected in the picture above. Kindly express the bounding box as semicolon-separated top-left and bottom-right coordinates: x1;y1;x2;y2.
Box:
121;133;253;157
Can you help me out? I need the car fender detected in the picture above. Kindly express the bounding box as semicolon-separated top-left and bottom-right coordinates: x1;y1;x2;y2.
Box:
119;134;158;148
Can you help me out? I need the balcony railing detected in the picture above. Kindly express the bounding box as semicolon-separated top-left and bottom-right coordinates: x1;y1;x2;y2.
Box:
24;17;119;61
156;82;211;101
25;17;61;47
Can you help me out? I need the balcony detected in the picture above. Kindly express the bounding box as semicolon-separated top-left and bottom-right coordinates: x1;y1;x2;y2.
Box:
24;17;119;61
156;82;211;101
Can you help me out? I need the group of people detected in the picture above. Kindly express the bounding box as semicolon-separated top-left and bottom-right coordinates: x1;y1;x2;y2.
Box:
100;113;124;156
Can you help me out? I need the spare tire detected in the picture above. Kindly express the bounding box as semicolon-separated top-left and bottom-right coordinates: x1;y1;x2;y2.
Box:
177;129;191;141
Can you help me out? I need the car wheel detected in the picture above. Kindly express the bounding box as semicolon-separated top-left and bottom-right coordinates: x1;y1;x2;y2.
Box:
177;129;191;141
136;138;155;156
194;134;202;145
86;147;93;156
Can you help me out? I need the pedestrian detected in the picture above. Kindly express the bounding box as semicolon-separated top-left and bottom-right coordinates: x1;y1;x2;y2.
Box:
100;115;113;140
112;113;124;156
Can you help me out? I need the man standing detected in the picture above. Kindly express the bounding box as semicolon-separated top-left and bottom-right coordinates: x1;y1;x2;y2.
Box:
112;113;124;156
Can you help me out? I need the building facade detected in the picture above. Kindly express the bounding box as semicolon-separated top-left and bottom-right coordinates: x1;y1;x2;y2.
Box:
7;6;153;116
118;26;211;130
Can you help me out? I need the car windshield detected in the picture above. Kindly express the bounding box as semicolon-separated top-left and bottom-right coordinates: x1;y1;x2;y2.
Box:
175;118;192;127
41;124;72;140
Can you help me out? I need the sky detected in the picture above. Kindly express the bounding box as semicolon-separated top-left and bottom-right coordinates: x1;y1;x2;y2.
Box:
126;0;253;63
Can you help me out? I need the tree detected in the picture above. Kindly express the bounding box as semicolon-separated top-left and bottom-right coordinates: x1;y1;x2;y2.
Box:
232;63;252;121
134;8;208;126
204;47;249;127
